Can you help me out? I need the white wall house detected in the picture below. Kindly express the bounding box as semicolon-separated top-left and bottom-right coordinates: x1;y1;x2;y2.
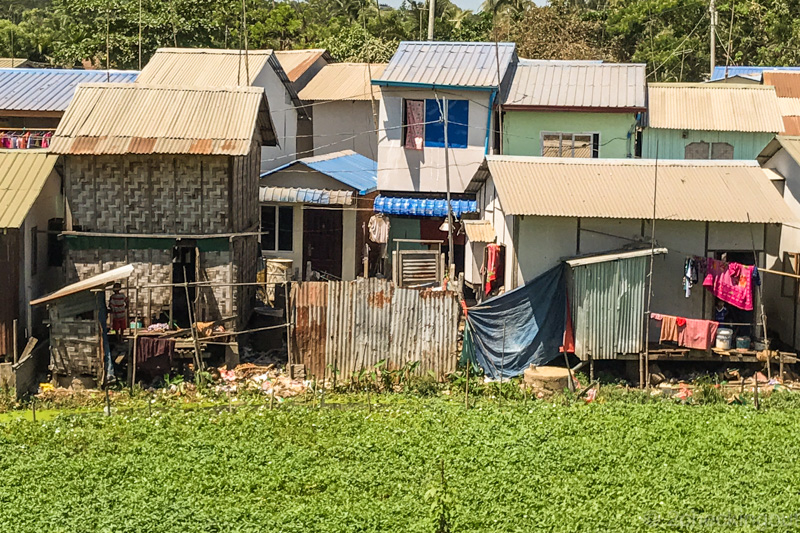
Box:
259;150;377;281
136;48;306;172
372;42;517;195
298;63;386;160
759;136;800;349
466;156;794;331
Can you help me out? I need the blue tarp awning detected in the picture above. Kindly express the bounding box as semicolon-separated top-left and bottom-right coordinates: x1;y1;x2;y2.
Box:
373;195;477;217
461;265;568;379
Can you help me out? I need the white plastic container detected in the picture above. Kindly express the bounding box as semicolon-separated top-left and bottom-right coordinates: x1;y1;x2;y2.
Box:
716;328;734;350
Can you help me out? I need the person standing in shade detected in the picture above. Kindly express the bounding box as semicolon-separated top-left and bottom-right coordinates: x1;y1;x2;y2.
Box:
108;282;128;343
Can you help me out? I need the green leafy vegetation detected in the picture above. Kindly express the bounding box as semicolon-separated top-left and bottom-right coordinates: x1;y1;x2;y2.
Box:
2;0;800;80
1;391;800;532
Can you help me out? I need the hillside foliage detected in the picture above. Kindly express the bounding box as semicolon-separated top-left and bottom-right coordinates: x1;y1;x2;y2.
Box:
0;0;799;81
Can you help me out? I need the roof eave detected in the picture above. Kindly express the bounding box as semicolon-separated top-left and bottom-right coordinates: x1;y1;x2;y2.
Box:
372;80;497;91
503;105;646;113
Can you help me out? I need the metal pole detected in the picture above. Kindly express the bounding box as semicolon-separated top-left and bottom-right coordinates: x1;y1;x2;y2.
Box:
427;0;435;40
643;145;659;389
441;94;455;281
285;281;292;368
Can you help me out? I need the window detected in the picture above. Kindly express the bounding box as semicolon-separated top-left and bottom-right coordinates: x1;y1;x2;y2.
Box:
711;142;734;159
685;141;710;159
685;141;735;159
541;132;599;158
403;98;469;150
47;218;64;267
261;205;293;252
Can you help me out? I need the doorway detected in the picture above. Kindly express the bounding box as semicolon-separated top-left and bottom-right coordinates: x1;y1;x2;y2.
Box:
303;208;343;279
172;244;197;328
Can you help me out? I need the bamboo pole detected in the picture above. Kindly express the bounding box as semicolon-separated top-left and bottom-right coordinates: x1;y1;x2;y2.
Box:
183;266;203;372
12;319;18;365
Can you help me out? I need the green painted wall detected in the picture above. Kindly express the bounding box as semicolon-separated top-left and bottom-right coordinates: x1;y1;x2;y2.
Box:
641;128;775;160
502;111;637;159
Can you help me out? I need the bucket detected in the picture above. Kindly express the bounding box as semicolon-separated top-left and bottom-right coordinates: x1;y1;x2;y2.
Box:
716;328;733;350
736;336;751;350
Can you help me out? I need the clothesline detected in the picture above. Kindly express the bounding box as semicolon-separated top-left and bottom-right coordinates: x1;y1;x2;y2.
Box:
0;130;52;149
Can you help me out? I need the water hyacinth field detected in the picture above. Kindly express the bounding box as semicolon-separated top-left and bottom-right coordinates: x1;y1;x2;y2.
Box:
1;393;800;532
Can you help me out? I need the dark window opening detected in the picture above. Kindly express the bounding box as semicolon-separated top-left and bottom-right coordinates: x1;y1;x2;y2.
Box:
30;226;37;275
261;205;293;252
47;218;64;267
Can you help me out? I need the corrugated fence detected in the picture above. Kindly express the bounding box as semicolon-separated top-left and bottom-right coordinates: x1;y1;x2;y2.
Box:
292;278;460;380
570;255;648;360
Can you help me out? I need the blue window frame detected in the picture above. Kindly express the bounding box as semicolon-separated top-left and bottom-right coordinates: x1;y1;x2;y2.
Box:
423;99;468;149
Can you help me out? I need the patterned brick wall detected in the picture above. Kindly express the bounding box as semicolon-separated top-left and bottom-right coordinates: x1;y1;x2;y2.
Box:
65;247;173;321
64;152;257;235
62;145;262;324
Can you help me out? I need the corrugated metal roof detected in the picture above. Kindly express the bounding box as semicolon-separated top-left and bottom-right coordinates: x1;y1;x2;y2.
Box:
50;83;276;155
136;48;273;86
374;195;477;217
463;220;495;242
774;136;800;165
0;58;28;68
0;150;58;228
782;117;800;136
647;83;784;132
262;150;377;194
711;65;800;82
473;156;795;223
31;264;134;306
504;60;646;109
565;247;667;267
778;97;800;116
763;71;800;98
259;186;353;205
136;48;306;118
299;63;386;101
375;41;516;89
0;68;138;112
273;49;330;82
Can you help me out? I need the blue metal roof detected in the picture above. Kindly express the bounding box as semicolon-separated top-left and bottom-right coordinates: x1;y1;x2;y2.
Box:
374;41;516;90
0;68;139;112
711;65;800;82
373;195;477;217
261;150;377;195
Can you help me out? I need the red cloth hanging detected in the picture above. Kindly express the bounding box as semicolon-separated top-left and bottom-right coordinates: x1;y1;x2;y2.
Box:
484;243;502;295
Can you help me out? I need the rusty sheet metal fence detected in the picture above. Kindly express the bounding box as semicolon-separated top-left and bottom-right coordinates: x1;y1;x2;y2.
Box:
292;278;460;380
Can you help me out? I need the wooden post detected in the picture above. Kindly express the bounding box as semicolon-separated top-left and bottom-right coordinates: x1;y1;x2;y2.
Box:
779;352;785;382
12;319;18;365
754;372;760;410
183;266;203;372
284;281;292;367
131;326;138;392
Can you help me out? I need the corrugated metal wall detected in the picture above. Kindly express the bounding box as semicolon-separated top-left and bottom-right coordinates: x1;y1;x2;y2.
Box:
570;255;648;360
292;278;460;380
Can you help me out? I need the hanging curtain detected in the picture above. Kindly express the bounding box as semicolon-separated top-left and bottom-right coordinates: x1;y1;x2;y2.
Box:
404;100;424;150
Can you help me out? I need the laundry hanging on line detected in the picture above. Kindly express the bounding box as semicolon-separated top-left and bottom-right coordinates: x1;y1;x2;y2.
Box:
703;258;755;311
0;130;52;149
651;313;720;351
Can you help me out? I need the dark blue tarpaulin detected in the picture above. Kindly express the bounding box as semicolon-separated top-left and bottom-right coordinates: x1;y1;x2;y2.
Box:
461;264;567;379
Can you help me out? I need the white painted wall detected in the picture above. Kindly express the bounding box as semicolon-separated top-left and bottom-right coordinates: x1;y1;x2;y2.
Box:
471;176;771;336
763;148;800;347
312;101;379;160
255;66;299;172
19;170;64;338
377;88;493;193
